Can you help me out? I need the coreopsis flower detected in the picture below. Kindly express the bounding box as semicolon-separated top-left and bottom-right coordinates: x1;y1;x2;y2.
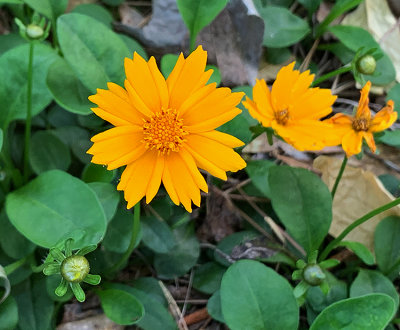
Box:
88;46;246;212
326;81;397;157
242;62;337;151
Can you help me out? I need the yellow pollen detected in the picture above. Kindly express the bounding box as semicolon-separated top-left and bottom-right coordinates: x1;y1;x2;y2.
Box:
275;109;289;125
142;108;188;155
352;117;370;131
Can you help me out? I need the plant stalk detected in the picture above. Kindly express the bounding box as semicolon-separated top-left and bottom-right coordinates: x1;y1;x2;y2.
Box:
312;66;352;86
331;155;348;199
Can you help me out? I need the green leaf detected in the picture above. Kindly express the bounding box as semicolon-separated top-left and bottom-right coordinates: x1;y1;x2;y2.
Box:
52;126;91;163
0;209;35;259
0;296;18;330
256;5;310;47
207;289;225;323
160;54;179;79
119;35;148;60
29;130;71;175
13;276;54;330
221;260;299;330
82;163;115;183
88;182;120;222
350;269;399;311
23;0;68;20
97;288;144;325
245;160;276;198
101;0;124;5
378;174;400;197
141;215;176;253
0;43;57;129
0;33;25;55
374;216;400;279
177;0;228;51
6;170;107;249
338;241;375;265
316;0;364;36
378;130;400;148
193;262;225;294
71;4;113;27
0;265;10;304
57;13;130;91
132;277;168;306
154;223;200;279
298;0;322;13
309;294;395;330
329;25;396;85
387;83;400;115
268;166;332;254
47;57;92;115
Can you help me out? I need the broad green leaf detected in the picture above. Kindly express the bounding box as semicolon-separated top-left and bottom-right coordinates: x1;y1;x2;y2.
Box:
256;5;310;47
193;262;225;294
0;0;23;3
207;290;225;323
329;25;396;85
47;104;78;127
206;64;221;86
245;160;276;198
177;0;228;50
52;126;91;163
29;130;71;174
88;182;119;222
71;4;113;27
0;43;57;129
161;54;179;79
374;216;400;279
0;33;25;55
23;0;67;20
298;0;322;13
0;265;10;304
82;163;115;183
119;34;148;60
378;130;400;148
350;269;399;310
47;57;92;115
154;223;200;278
132;277;167;306
338;241;374;265
221;260;298;330
13;276;54;330
0;296;18;330
266;47;292;64
97;288;144;325
57;13;130;92
141;215;176;253
378;174;400;197
387;83;400;115
316;0;363;36
6;170;107;249
310;294;395;330
101;0;124;5
268;166;332;254
0;209;35;259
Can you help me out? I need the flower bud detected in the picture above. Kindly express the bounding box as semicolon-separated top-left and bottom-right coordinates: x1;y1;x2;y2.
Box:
26;24;44;40
303;264;326;286
356;55;376;75
61;255;90;283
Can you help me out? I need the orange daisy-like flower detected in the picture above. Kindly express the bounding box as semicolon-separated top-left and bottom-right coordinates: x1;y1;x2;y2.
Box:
242;62;338;151
326;81;397;157
87;46;246;212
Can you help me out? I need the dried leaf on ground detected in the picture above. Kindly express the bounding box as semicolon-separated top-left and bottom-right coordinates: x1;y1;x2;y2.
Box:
57;314;123;330
341;0;400;82
313;155;400;251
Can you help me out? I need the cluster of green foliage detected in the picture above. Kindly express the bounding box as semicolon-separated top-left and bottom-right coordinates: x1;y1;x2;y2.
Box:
0;0;400;329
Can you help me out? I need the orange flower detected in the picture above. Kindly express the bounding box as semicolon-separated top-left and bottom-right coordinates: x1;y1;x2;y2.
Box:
327;81;397;157
87;46;246;212
242;62;338;151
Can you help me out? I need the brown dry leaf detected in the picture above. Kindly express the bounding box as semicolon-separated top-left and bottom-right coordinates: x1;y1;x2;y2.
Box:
313;155;400;251
341;0;400;82
67;0;97;12
57;314;123;330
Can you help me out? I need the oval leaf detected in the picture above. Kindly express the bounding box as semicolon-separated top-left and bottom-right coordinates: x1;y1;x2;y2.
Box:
268;166;332;254
6;170;107;249
141;215;176;253
338;241;375;265
221;260;299;330
0;296;18;330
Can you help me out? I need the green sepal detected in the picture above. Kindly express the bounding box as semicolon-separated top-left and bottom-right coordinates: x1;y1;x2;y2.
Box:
50;248;65;263
320;281;330;295
292;269;303;281
308;250;318;264
43;262;61;276
319;258;340;269
83;274;101;285
296;259;306;269
76;245;97;256
71;283;85;302
293;280;309;299
65;238;73;257
55;278;68;297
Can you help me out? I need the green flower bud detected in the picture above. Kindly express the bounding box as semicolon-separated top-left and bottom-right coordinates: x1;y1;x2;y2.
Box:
356;55;377;75
26;24;44;40
61;255;90;283
303;264;326;286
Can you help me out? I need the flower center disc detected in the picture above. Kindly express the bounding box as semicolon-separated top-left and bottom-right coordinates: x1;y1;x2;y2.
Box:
275;109;289;125
352;117;370;131
143;108;188;155
61;256;90;283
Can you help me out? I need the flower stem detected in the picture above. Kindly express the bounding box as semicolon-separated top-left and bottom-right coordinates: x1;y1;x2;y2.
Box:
312;66;352;86
4;256;29;275
331;155;347;199
106;202;141;275
319;197;400;261
23;42;35;183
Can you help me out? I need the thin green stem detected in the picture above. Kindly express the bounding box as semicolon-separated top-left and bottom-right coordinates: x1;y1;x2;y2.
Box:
312;66;352;86
106;202;141;275
319;197;400;261
331;155;348;199
4;256;29;275
23;42;34;184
